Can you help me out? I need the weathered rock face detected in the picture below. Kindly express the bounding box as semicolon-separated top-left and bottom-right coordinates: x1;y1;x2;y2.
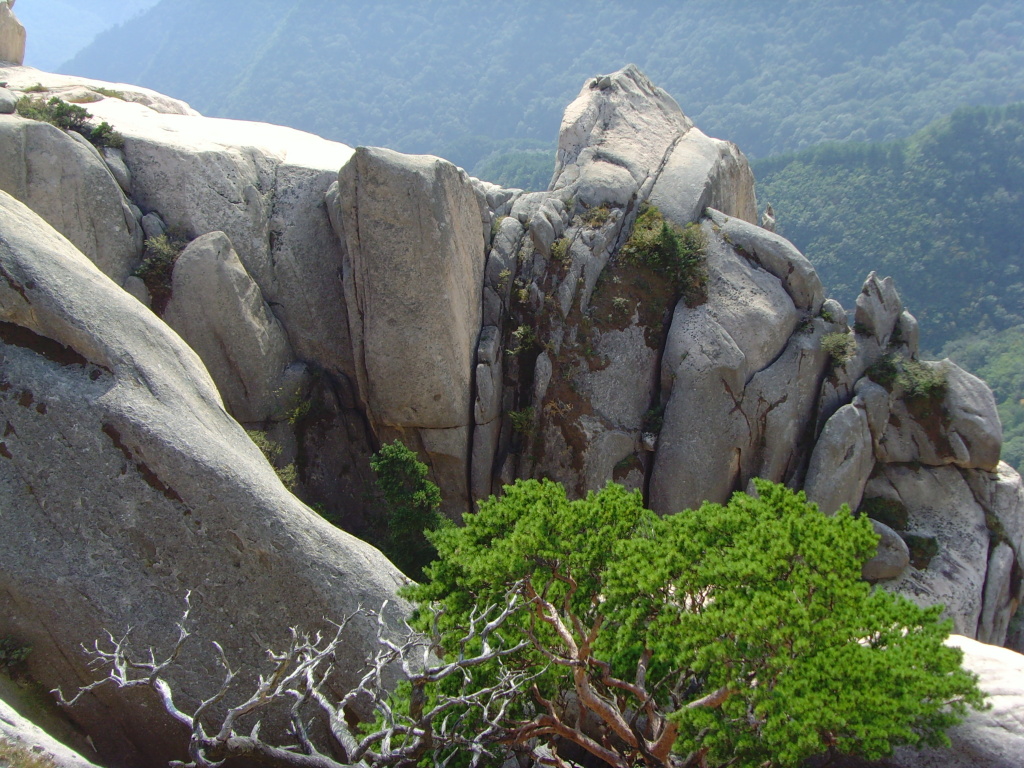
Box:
650;220;810;512
804;403;874;515
0;81;386;533
162;231;295;424
553;65;755;224
866;466;990;636
0;1;25;66
0;115;143;282
0;65;198;116
490;68;764;503
331;146;486;515
0;191;408;767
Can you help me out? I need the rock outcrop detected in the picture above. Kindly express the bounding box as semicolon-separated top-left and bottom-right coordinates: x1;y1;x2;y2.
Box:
0;190;408;767
0;1;25;66
162;231;294;424
0;115;143;283
331;146;486;515
0;57;1023;765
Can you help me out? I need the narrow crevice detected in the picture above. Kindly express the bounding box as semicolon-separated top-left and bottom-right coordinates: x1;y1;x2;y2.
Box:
101;423;185;505
0;321;98;369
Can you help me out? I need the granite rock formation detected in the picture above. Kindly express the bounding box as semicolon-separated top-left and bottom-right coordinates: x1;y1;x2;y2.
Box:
0;190;408;767
0;57;1022;766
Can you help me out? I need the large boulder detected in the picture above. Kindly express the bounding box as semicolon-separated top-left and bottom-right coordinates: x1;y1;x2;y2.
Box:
83;95;358;380
0;115;142;283
805;402;875;515
876;360;1002;470
162;231;295;424
865;465;989;636
650;128;757;225
552;65;757;225
552;65;691;209
332;146;485;515
77;91;392;529
649;222;805;513
0;1;25;66
0;190;407;767
705;208;823;311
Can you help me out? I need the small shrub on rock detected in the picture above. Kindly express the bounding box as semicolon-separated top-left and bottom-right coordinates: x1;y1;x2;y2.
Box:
0;637;30;669
508;406;535;435
898;359;948;400
16;95;89;132
822;331;857;366
15;95;125;149
581;204;611;227
868;353;947;401
549;237;569;262
88;120;125;149
133;234;186;315
246;430;298;492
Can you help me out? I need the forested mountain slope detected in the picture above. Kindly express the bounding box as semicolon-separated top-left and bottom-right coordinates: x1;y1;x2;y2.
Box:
755;103;1024;348
62;0;1024;173
755;103;1024;470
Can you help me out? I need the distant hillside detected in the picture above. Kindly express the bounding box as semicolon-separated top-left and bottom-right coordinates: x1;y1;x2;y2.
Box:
754;103;1024;471
17;0;158;71
754;103;1024;350
62;0;1024;173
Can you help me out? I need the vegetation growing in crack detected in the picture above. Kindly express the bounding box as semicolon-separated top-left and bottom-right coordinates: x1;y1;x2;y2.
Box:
621;204;708;307
132;234;187;316
642;402;666;434
867;353;948;401
0;637;31;670
821;331;857;367
506;324;538;356
507;407;534;436
247;430;298;493
549;237;569;262
581;204;612;227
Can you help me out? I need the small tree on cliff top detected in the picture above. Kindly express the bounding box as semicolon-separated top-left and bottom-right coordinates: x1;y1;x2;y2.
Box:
407;479;985;767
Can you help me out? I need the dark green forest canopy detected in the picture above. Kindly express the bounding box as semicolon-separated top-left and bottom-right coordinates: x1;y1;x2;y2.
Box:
754;103;1024;350
63;0;1024;172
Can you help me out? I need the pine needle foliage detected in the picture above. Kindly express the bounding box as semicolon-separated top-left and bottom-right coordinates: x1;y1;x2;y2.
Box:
370;440;446;581
405;478;985;767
